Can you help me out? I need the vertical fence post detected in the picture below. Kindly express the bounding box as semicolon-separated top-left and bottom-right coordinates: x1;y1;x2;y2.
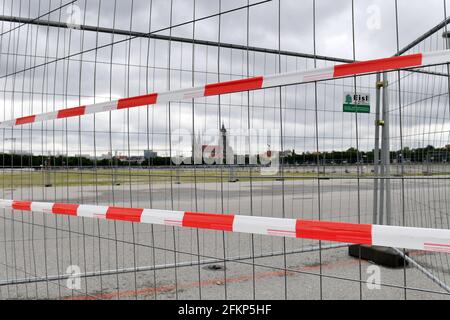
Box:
378;85;386;225
373;73;382;224
377;73;391;225
382;72;392;225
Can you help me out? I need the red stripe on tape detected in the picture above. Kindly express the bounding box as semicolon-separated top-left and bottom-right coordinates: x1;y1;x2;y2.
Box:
12;201;32;211
57;106;86;119
117;93;158;109
295;220;372;245
15;115;36;125
52;203;79;216
183;212;235;231
333;53;423;77
106;207;143;222
204;76;263;96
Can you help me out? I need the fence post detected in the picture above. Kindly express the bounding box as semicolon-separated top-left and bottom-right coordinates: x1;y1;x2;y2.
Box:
373;73;382;224
374;72;391;226
382;72;392;225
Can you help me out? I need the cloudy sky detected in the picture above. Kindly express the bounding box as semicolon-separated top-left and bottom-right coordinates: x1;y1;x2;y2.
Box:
0;0;450;158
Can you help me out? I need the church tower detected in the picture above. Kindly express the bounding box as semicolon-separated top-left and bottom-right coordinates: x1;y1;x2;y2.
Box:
220;123;227;163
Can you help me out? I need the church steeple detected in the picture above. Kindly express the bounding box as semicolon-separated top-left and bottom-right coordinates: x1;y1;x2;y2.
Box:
220;123;227;164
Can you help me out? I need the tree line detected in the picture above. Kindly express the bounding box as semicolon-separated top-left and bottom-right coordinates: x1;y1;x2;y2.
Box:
0;145;448;168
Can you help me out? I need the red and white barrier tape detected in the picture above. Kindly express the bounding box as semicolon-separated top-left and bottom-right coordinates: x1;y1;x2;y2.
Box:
1;199;449;252
1;50;449;129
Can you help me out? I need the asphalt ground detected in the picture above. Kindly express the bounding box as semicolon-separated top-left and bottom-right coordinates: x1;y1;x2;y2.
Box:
0;171;449;299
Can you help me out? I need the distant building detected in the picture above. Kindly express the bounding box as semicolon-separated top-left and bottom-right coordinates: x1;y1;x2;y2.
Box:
126;156;145;164
193;124;234;164
220;123;228;161
116;155;128;161
280;150;293;157
202;145;222;159
144;150;157;159
97;152;112;161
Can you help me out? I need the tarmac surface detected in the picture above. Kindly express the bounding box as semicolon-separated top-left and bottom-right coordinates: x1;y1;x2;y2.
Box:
0;170;449;299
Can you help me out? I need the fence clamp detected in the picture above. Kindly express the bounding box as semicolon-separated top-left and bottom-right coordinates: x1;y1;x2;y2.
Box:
376;120;385;126
376;80;387;89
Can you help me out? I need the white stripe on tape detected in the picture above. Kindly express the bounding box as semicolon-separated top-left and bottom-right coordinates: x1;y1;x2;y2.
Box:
232;215;297;237
157;87;204;103
422;50;450;66
140;208;185;226
302;67;335;82
77;204;108;219
85;101;118;114
0;199;13;209
262;67;334;88
372;224;450;251
30;201;54;214
0;120;16;128
35;111;58;122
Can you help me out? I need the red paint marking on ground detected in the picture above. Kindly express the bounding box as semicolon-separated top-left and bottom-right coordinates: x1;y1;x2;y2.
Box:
65;250;428;300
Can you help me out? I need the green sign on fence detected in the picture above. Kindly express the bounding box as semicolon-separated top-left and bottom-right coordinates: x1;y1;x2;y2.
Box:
343;93;370;113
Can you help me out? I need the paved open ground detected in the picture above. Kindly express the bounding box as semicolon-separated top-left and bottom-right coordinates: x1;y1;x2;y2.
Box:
0;167;449;299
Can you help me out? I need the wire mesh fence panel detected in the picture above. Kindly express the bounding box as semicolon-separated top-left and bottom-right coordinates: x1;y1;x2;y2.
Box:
386;16;450;296
0;0;450;300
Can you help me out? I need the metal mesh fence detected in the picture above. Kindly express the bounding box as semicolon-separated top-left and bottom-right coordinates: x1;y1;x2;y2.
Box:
0;0;449;300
